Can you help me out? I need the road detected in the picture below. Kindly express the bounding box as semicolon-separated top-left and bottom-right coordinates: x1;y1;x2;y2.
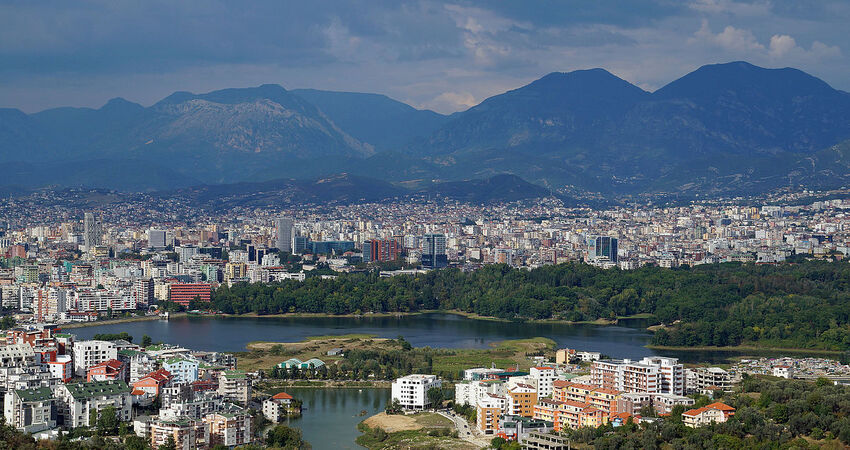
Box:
437;410;491;448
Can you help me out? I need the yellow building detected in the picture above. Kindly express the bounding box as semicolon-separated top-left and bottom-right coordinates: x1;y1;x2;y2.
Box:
225;262;247;280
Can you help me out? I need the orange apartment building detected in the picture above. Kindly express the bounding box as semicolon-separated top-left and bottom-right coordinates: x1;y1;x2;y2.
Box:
132;368;173;397
87;359;127;382
477;393;506;435
533;398;608;431
553;381;621;416
507;384;538;418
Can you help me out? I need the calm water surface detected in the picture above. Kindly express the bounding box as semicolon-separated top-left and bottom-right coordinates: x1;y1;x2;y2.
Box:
73;313;660;359
276;387;391;449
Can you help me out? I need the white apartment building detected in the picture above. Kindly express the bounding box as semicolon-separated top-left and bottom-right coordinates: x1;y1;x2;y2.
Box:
218;371;252;406
454;379;506;408
3;387;56;433
530;366;557;398
55;380;132;428
163;358;199;383
591;357;684;395
0;343;36;367
73;340;118;376
391;374;442;410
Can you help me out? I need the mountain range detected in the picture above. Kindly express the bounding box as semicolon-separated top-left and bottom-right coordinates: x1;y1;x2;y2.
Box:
2;61;850;200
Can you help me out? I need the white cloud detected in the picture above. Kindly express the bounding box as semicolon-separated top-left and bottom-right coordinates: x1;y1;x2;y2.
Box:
421;91;477;113
692;20;764;52
689;0;771;16
768;34;796;58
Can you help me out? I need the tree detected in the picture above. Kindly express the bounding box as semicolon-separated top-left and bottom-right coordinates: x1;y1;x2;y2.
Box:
385;399;403;415
97;405;119;435
142;334;152;348
125;434;151;450
490;437;507;448
427;387;445;409
266;424;307;448
158;434;177;450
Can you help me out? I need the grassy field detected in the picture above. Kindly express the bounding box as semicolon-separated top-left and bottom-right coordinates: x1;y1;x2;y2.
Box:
431;337;556;374
235;335;557;375
357;413;476;450
237;335;393;372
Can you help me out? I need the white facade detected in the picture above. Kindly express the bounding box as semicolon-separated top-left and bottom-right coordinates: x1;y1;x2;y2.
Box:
391;374;442;410
163;358;199;383
72;340;118;376
530;366;557;398
591;357;683;395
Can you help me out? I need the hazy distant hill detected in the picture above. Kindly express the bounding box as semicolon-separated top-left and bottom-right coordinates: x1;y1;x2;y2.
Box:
159;173;550;208
413;62;850;194
291;89;448;151
2;61;850;198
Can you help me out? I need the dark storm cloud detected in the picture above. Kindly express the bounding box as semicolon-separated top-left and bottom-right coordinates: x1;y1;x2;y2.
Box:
0;0;847;114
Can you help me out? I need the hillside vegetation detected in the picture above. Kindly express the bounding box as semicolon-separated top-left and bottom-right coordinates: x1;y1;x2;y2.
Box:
212;260;850;351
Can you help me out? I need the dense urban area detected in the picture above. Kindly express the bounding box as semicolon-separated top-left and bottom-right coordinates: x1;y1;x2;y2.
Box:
2;190;850;449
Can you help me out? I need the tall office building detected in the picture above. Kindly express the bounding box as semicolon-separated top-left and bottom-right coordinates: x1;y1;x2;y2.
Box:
83;213;102;252
292;235;308;254
275;217;293;253
363;239;401;263
148;229;167;248
587;236;618;263
421;234;448;269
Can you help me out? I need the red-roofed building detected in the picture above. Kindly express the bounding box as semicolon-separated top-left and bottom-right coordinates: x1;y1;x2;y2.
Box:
87;359;127;382
132;369;173;397
683;402;735;427
192;379;218;392
263;392;300;422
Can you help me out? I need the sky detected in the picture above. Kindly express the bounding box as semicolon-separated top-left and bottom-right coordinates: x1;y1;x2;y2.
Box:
1;0;848;114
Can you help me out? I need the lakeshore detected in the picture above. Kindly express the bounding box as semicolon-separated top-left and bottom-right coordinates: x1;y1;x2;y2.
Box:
59;313;187;329
648;344;845;356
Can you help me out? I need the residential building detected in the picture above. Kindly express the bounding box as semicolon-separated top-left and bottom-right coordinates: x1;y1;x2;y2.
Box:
46;355;73;383
591;357;683;395
163;358;199;384
132;369;173;398
0;343;37;367
530;366;557;398
477;393;506;434
72;340;118;376
363;239;401;262
773;365;794;379
149;416;209;450
263;392;298;422
87;359;127;382
168;283;211;307
683;402;736;427
204;405;253;448
218;371;251;405
652;393;695;415
391;374;442;410
506;383;537;417
55;380;132;428
552;381;620;416
3;387;56;433
555;348;576;365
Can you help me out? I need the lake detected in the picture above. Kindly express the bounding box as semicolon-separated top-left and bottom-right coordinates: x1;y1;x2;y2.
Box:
72;312;661;359
274;387;391;449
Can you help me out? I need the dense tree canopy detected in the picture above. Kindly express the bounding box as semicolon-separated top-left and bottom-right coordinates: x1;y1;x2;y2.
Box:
210;260;850;350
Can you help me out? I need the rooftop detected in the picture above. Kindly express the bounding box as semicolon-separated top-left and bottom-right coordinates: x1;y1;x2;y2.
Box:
15;387;54;403
65;380;131;400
